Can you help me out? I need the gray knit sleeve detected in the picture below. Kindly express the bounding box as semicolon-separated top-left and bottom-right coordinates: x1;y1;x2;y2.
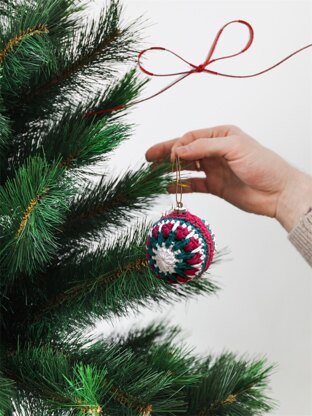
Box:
288;210;312;267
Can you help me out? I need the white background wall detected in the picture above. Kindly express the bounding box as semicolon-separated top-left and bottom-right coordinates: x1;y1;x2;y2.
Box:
89;1;312;415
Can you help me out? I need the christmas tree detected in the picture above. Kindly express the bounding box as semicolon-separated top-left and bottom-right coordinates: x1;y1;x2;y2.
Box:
0;1;274;414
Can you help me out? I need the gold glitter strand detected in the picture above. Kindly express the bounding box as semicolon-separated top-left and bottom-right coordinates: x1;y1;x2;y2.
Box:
109;385;152;415
140;404;153;416
0;24;49;63
222;393;237;405
76;383;151;415
16;187;49;238
29;256;149;323
85;257;149;287
81;404;102;415
198;393;237;415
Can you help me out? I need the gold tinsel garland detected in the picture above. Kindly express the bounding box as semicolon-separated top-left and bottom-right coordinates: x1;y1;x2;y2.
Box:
16;187;49;237
0;24;49;63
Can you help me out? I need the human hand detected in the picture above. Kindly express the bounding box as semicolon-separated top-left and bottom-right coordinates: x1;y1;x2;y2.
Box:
145;125;312;232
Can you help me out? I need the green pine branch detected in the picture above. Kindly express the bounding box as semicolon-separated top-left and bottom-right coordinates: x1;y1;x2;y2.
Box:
0;156;73;281
108;322;201;387
61;162;172;242
186;354;275;416
107;321;183;355
9;0;142;121
84;67;148;118
15;115;131;172
6;340;186;415
0;0;84;108
1;0;143;181
11;222;218;344
2;69;146;183
5;324;274;416
108;327;276;416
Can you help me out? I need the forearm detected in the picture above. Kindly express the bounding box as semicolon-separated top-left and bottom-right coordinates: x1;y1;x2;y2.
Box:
276;168;312;233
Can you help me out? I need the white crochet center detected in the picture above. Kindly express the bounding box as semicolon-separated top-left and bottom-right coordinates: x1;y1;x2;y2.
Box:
153;243;180;274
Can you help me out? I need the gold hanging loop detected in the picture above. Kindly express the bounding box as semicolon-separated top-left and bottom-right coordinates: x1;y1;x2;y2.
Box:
172;155;187;213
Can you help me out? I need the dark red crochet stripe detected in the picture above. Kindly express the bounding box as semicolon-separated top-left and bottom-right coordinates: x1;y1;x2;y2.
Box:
161;211;214;271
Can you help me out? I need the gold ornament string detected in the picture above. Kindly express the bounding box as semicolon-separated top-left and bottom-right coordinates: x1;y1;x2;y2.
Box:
172;155;189;210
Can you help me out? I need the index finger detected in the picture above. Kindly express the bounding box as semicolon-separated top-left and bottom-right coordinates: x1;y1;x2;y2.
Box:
145;125;241;162
170;125;242;161
145;138;178;162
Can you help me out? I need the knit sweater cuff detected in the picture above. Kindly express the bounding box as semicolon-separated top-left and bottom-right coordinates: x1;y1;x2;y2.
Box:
288;210;312;267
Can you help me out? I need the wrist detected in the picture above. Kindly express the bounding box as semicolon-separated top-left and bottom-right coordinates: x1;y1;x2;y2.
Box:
276;168;312;232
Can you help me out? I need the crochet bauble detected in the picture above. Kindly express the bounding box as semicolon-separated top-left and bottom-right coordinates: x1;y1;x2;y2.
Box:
146;210;216;284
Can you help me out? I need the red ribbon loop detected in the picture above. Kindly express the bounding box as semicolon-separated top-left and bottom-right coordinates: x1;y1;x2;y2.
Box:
86;19;311;117
137;20;254;77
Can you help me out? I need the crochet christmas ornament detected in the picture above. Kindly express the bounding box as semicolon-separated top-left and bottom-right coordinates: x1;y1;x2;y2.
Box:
146;210;216;284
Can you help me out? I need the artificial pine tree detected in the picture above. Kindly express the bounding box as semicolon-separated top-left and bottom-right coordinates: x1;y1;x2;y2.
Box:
0;1;274;414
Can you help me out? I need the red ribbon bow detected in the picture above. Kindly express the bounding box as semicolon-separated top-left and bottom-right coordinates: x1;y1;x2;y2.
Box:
86;19;312;116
